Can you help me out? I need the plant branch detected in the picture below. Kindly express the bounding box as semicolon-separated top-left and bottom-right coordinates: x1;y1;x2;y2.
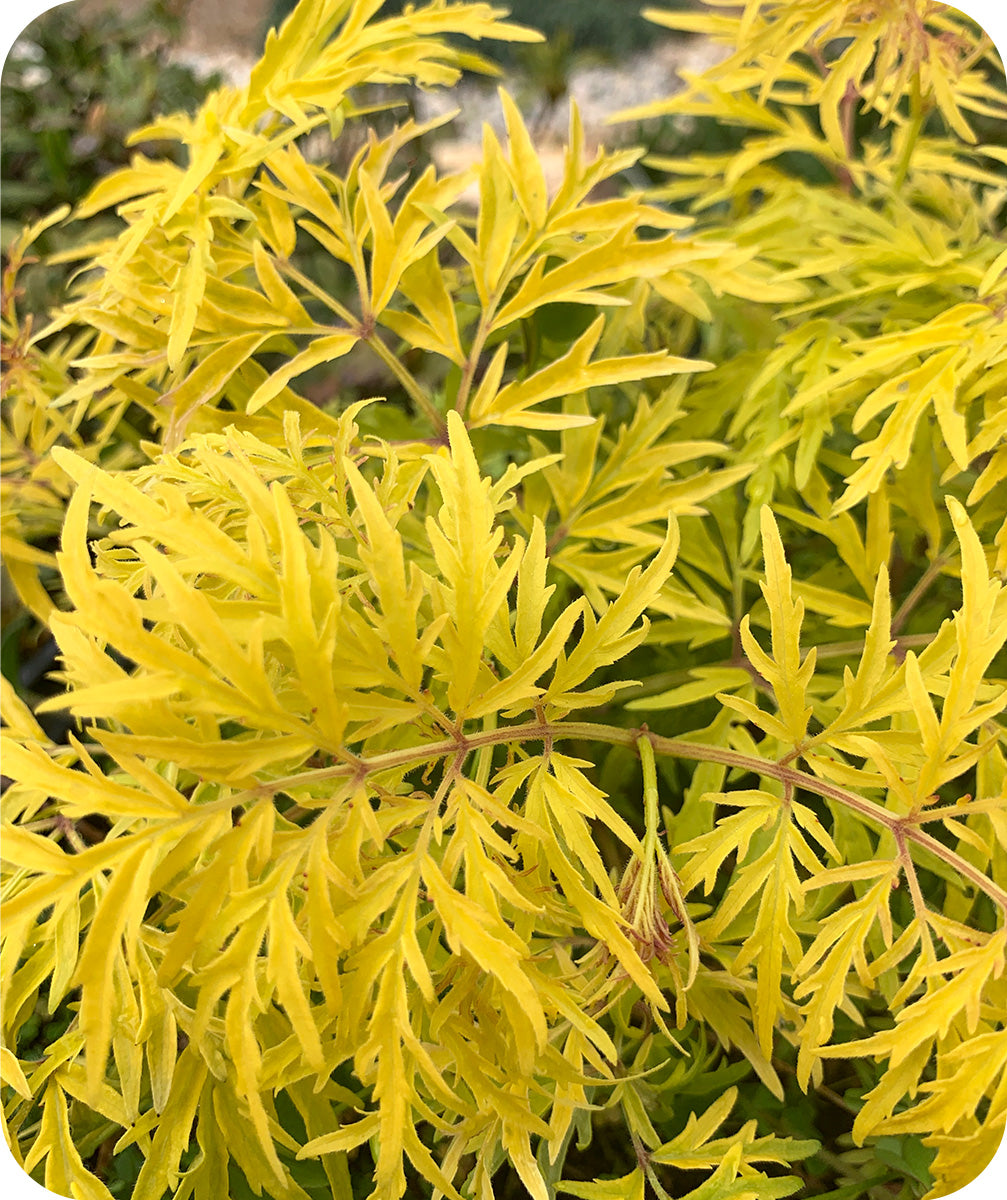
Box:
249;718;1007;912
894;826;931;933
836;79;858;195
277;258;445;433
891;553;950;635
276;259;359;326
455;307;494;416
815;633;934;661
363;330;447;433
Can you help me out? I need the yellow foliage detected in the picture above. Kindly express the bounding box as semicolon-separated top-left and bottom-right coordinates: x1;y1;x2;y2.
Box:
2;1;1006;1198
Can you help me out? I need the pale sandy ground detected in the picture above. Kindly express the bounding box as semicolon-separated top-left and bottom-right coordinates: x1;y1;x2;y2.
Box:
76;0;269;56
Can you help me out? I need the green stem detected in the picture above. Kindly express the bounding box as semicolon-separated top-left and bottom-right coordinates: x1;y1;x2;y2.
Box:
454;307;494;416
278;259;445;433
637;734;661;859
891;553;950;636
816;633;933;660
893;77;927;192
911;797;1005;823
277;260;359;326
364;332;447;434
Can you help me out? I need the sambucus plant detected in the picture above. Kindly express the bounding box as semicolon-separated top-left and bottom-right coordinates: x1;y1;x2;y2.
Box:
1;2;1006;1199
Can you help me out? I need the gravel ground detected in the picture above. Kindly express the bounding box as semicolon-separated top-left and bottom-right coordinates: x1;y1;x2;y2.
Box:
411;37;725;144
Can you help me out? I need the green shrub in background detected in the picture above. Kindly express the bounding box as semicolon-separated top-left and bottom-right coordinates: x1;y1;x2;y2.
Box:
1;3;1006;1200
1;0;220;655
1;1;221;306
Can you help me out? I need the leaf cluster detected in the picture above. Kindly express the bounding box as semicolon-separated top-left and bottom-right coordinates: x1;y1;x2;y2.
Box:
1;3;1006;1200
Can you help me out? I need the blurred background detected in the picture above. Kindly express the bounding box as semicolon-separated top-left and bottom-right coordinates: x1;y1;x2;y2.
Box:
1;0;719;258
